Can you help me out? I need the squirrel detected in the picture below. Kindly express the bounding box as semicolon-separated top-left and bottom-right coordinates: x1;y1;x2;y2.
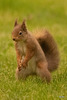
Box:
12;20;60;83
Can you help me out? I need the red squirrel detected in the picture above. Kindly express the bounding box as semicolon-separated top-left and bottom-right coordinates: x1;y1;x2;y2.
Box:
12;20;60;83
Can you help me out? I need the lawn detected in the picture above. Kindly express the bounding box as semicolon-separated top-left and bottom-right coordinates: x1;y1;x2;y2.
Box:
0;0;67;100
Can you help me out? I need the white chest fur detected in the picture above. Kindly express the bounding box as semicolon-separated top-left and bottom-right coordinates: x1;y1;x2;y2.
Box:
17;41;26;55
16;41;36;75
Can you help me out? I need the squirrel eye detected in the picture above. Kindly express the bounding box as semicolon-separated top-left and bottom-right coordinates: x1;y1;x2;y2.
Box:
19;32;22;35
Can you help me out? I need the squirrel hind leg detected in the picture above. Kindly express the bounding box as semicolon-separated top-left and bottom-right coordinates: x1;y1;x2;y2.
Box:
36;62;51;83
15;67;30;80
15;67;26;80
15;66;35;80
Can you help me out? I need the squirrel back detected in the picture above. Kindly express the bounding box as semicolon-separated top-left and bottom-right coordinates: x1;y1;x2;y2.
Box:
33;29;60;72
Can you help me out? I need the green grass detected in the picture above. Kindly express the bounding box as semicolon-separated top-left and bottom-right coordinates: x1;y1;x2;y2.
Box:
0;0;67;100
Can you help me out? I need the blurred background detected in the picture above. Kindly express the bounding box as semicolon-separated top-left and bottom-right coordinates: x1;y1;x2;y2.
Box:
0;0;67;100
0;0;67;31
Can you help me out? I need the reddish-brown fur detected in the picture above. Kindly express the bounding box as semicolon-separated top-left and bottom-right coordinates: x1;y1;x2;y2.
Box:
12;20;59;83
34;29;60;72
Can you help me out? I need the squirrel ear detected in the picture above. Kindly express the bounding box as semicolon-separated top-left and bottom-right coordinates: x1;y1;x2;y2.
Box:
14;19;18;27
21;19;27;32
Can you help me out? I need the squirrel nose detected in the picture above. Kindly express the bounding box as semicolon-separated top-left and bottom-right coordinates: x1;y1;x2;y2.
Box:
13;38;15;41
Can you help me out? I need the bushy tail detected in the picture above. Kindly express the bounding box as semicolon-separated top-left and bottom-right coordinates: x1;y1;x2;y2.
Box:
33;29;60;72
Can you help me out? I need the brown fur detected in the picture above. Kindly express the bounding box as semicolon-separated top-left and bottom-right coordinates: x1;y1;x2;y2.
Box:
34;29;60;72
12;20;59;83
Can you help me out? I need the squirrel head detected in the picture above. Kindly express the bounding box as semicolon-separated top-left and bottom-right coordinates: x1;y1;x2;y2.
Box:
12;19;28;42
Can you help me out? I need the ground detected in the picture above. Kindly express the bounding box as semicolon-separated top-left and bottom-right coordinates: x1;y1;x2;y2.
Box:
0;0;67;100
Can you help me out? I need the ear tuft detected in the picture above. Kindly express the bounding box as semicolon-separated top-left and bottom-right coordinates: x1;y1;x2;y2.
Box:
21;19;27;31
14;19;18;27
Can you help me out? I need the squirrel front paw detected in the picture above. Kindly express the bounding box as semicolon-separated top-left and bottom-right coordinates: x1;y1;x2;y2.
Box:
18;60;27;71
18;62;22;71
21;61;28;68
18;66;22;71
